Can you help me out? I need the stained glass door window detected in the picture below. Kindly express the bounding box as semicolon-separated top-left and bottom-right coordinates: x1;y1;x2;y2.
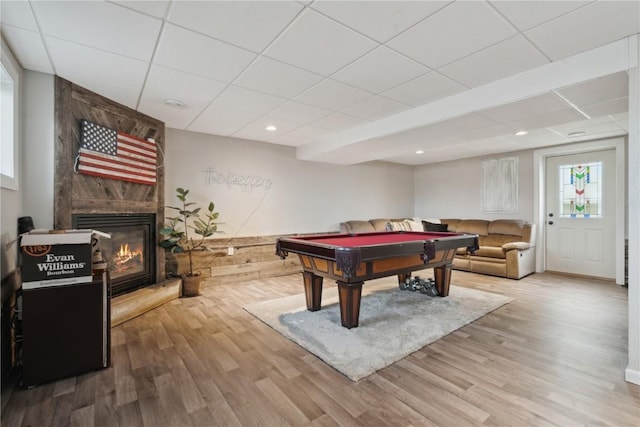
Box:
558;162;602;218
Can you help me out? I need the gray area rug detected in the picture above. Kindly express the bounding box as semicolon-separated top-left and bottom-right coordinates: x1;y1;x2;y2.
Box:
243;278;513;381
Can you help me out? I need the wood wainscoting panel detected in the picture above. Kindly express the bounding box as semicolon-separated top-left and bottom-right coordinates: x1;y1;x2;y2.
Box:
165;235;304;285
111;278;181;327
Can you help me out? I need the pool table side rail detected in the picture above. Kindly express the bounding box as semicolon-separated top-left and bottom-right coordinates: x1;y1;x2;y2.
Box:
276;232;479;279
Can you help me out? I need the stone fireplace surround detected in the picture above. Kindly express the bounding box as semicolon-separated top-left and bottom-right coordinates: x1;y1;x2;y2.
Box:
54;77;178;325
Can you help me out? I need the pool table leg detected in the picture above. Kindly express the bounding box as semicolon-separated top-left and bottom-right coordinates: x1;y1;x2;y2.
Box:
336;281;363;329
397;272;411;286
303;271;323;311
434;263;452;296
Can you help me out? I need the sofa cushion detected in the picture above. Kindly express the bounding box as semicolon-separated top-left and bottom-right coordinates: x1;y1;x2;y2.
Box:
488;219;527;236
422;220;448;232
474;246;506;259
503;241;531;251
370;218;392;231
345;220;375;233
482;234;523;247
456;219;490;236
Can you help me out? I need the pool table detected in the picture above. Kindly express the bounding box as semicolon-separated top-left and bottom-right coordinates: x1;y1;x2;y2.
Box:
276;231;479;329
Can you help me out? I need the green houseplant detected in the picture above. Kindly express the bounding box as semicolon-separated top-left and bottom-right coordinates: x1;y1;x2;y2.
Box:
160;187;221;296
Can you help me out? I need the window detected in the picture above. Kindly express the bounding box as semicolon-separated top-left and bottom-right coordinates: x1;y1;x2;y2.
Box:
558;162;603;218
1;42;20;190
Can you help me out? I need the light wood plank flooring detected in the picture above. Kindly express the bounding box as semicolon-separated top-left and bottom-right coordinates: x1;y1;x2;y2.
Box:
2;271;639;426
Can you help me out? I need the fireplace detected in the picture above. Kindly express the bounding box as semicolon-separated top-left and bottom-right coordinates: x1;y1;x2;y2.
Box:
72;214;156;297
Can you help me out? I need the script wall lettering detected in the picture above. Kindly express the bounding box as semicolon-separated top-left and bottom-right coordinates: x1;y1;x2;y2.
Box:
201;168;273;192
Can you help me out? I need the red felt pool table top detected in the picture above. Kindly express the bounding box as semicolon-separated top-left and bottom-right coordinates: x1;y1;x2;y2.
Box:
291;231;464;248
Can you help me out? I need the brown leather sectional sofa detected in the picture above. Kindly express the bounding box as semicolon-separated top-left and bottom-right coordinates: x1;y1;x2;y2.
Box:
339;218;536;279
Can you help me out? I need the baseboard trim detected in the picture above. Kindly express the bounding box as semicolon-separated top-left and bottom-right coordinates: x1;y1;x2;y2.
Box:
625;366;640;385
111;278;181;327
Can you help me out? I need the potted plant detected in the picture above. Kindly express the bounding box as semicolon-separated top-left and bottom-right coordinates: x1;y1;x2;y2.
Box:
160;187;221;296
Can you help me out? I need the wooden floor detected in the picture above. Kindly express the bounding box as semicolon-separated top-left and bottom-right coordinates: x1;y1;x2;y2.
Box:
2;271;639;426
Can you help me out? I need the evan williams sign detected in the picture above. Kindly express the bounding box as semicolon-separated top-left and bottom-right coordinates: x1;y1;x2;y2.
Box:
21;231;94;289
32;253;88;276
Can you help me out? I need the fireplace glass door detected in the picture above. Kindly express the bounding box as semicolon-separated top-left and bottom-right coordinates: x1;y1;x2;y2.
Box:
73;214;156;296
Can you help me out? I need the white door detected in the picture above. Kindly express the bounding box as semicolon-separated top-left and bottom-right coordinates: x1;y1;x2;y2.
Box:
545;150;616;279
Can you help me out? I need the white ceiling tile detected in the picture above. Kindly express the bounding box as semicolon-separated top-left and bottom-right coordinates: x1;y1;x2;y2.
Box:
138;65;227;129
169;1;303;52
497;128;559;148
269;101;332;125
478;92;572;124
549;116;628;138
387;1;517;69
154;23;256;82
234;56;323;98
32;1;162;61
310;112;370;131
556;72;629;108
332;46;429;93
525;1;640;60
294;79;371;110
1;0;39;31
188;104;260;137
490;1;590;31
381;71;467;107
46;37;147;108
579;97;629;121
211;85;286;115
264;9;377;76
112;1;171;18
1;25;53;73
340;96;410;121
311;0;449;42
273;125;337;147
505;109;586;131
438;35;549;88
232;115;303;142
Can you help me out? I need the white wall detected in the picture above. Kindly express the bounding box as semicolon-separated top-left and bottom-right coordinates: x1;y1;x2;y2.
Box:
164;128;415;237
22;71;54;230
626;46;639;384
413;150;534;222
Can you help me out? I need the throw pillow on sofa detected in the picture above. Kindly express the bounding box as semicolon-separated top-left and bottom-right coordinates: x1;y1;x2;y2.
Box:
422;220;448;232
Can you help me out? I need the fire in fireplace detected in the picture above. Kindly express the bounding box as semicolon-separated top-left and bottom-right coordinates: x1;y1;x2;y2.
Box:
109;230;144;279
72;214;156;296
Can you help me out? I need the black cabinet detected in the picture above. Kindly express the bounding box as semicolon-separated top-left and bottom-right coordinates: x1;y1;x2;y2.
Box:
21;272;110;387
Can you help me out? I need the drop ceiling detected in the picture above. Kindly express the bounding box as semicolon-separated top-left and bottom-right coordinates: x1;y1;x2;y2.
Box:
1;1;638;165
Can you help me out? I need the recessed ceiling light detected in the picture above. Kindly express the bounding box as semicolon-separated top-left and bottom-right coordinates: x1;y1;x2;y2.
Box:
163;98;185;107
514;130;528;136
416;150;424;154
568;131;587;137
265;125;277;132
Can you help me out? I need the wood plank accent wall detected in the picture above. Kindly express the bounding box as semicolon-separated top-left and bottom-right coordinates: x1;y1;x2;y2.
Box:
165;235;302;285
53;77;166;282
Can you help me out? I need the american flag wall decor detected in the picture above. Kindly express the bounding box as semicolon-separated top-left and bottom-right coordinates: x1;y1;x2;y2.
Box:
77;120;157;185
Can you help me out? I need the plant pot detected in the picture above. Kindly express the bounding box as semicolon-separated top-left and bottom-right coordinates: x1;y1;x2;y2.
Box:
181;274;202;297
